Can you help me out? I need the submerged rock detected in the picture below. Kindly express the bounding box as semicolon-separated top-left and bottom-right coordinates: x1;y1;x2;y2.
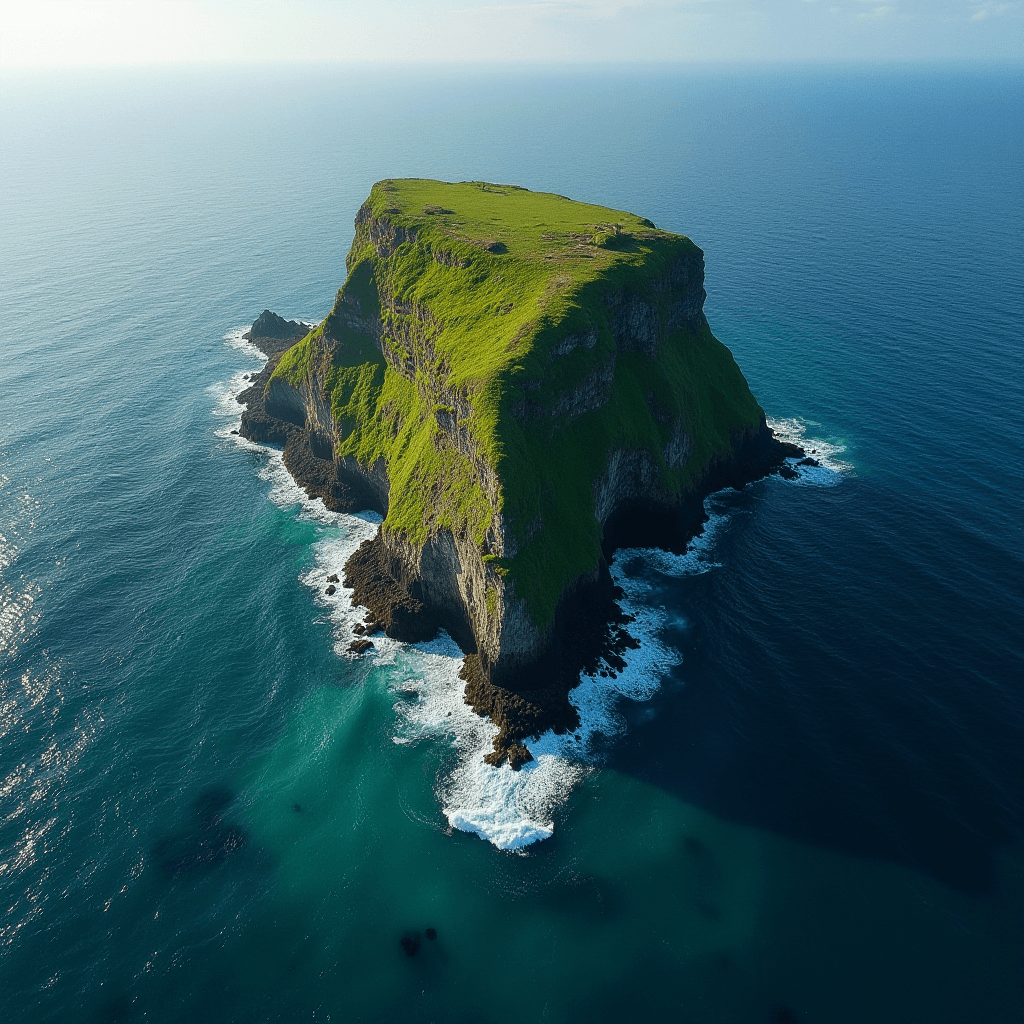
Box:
152;786;246;878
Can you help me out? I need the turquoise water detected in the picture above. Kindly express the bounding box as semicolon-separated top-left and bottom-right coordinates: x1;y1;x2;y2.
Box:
1;66;1022;1022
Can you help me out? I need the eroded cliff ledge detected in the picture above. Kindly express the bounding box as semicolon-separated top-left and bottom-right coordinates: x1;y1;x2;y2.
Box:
239;179;801;767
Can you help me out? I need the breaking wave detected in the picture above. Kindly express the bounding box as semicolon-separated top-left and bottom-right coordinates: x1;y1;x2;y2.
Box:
768;416;854;485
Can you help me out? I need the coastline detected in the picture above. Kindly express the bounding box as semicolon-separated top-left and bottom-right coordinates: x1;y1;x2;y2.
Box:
235;320;808;768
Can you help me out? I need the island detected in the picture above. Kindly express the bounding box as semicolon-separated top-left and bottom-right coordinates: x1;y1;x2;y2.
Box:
239;179;801;768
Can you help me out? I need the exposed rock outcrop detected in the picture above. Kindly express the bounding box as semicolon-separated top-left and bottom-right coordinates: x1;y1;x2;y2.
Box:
242;310;312;355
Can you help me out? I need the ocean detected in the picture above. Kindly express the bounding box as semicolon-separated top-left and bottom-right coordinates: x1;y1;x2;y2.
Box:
1;64;1022;1022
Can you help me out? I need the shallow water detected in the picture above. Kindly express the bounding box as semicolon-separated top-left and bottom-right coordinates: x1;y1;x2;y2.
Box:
1;65;1022;1022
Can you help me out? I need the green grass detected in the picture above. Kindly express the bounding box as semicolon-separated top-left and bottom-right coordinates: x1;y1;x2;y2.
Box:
272;179;763;627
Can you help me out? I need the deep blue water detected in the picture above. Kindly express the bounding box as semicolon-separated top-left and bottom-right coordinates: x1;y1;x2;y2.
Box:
1;65;1022;1023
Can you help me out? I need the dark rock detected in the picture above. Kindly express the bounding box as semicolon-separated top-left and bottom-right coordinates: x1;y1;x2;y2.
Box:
325;584;337;596
353;623;366;635
333;418;802;768
348;638;373;654
425;927;437;941
459;559;638;767
327;573;340;583
343;536;440;643
400;931;421;957
242;309;312;355
505;743;533;771
230;429;238;435
797;457;820;467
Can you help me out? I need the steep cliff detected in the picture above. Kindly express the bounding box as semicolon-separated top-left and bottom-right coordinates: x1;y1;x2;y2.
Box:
240;179;799;766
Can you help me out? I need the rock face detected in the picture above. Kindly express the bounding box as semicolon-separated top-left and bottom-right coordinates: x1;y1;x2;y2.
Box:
242;310;312;355
239;179;801;766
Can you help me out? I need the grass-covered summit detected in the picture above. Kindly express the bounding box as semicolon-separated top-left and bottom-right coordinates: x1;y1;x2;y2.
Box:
273;179;762;618
246;179;789;764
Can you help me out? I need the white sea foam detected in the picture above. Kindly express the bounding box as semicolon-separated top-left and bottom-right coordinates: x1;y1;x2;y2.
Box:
224;325;270;361
214;353;738;850
210;327;265;439
768;416;854;486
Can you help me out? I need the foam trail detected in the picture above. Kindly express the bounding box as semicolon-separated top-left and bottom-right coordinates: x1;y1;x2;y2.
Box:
209;328;264;439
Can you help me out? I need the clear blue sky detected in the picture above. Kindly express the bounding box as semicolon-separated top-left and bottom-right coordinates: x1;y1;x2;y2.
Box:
1;0;1021;68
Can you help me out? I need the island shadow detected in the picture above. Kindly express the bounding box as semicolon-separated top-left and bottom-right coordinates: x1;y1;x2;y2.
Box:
602;483;1021;897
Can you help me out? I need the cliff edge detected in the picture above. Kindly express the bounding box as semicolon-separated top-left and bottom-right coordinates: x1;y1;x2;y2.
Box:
240;179;800;767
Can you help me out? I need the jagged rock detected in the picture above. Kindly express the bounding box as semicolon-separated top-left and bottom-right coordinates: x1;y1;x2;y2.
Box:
348;638;373;654
325;584;336;596
242;309;312;356
505;743;533;771
327;573;340;583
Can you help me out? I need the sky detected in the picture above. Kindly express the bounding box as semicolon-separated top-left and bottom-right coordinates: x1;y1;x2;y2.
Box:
0;0;1021;68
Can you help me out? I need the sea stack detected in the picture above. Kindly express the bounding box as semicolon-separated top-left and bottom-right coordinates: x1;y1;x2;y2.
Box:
240;179;800;766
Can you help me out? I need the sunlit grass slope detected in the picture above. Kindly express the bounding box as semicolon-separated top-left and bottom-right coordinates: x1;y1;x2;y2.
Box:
274;180;763;625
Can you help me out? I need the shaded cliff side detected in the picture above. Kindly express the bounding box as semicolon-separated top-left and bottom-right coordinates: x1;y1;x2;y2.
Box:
239;179;801;767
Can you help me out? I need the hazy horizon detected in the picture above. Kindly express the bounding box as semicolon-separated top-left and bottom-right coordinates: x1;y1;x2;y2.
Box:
2;0;1022;70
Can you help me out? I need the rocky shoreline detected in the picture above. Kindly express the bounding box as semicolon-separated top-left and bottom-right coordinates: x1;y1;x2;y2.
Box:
237;310;807;768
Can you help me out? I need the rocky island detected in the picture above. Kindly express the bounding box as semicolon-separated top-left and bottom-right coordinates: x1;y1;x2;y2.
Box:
239;179;801;768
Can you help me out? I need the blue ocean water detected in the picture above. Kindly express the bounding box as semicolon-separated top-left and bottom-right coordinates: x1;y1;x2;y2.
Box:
1;65;1022;1022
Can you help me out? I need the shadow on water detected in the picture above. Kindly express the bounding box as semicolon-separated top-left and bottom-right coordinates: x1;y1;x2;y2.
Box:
608;480;1024;897
612;662;1004;895
151;785;247;878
